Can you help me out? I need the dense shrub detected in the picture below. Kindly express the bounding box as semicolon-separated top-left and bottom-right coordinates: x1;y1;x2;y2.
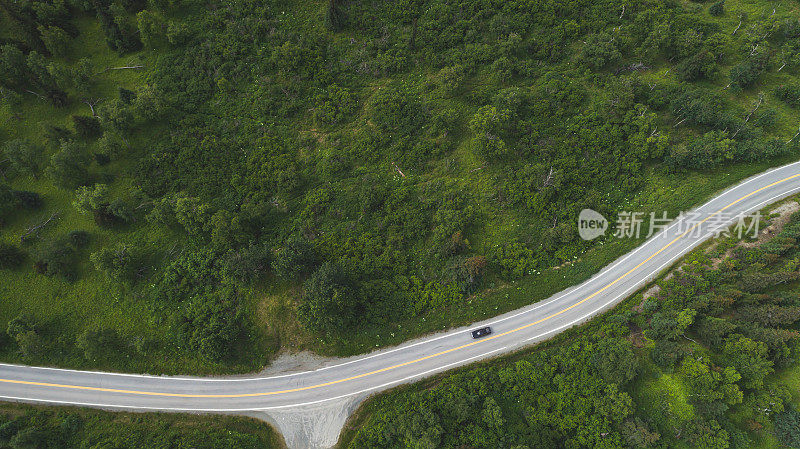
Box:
72;115;102;138
273;237;318;280
773;407;800;448
47;140;91;188
33;238;78;281
709;1;724;16
299;261;360;334
0;243;26;269
774;84;800;108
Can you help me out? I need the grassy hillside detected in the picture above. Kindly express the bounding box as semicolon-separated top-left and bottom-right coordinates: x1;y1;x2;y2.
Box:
2;0;800;376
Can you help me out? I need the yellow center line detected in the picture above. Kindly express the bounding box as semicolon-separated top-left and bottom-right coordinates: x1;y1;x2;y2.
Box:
2;172;799;399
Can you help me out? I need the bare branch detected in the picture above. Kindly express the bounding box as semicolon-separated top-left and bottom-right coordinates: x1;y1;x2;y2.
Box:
787;126;800;145
96;65;144;75
25;90;46;101
20;212;60;243
732;92;764;138
392;162;406;178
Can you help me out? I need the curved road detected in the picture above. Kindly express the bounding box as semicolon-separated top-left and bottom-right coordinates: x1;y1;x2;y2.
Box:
2;161;800;419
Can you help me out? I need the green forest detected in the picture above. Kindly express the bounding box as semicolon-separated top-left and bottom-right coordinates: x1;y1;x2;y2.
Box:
341;201;800;449
1;0;800;447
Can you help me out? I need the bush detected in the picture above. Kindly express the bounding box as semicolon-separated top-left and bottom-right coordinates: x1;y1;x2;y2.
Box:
90;243;146;283
729;53;769;90
77;328;123;361
314;84;357;126
0;243;26;269
470;105;512;159
774;84;800;109
299;261;360;333
0;184;19;224
3;139;41;178
72;115;102;138
13;191;42;210
368;85;426;134
273;236;318;280
773;407;800;448
33;238;77;281
666;131;734;170
47;140;91;188
181;287;243;361
223;244;271;284
675;50;717;82
709;1;724;16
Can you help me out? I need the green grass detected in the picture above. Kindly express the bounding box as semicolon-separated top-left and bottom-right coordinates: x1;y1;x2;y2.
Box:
0;402;286;449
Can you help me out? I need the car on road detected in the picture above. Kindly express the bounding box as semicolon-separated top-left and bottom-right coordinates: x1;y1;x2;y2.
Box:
471;326;492;339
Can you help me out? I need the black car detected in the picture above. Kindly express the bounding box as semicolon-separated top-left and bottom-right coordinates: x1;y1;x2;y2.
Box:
471;326;492;339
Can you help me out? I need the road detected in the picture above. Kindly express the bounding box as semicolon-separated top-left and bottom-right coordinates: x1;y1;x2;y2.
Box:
2;161;800;434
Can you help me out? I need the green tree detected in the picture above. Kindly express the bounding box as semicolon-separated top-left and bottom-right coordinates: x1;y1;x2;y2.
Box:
684;419;730;449
72;115;102;138
132;84;166;122
37;25;69;57
73;183;109;215
722;335;773;389
591;338;640;386
0;44;28;89
3;139;41;178
72;58;94;96
137;9;166;48
47;140;90;188
578;32;622;69
680;356;743;406
33;237;78;281
470;105;512;159
90;243;145;283
325;0;345;31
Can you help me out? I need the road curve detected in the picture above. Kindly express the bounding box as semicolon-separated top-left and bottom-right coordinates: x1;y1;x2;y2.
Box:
3;161;800;413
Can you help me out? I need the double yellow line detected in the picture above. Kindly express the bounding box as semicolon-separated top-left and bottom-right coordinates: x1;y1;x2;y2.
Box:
2;172;799;399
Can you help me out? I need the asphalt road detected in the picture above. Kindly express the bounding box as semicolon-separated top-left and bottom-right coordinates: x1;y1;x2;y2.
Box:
2;161;800;414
